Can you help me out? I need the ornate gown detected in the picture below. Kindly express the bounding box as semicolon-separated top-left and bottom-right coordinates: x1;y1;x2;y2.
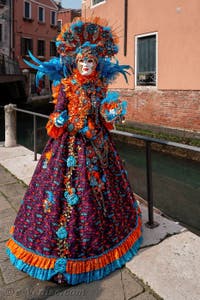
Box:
6;70;142;285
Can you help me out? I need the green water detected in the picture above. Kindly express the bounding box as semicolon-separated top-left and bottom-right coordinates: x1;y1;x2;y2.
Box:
115;140;200;235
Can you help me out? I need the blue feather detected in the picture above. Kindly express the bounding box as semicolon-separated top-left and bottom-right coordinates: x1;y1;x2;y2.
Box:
23;51;73;87
98;58;133;84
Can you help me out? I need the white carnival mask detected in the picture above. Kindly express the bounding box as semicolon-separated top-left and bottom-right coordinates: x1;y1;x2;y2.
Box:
77;56;97;76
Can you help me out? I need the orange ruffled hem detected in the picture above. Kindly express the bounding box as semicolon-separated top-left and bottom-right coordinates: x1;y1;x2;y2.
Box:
6;215;142;275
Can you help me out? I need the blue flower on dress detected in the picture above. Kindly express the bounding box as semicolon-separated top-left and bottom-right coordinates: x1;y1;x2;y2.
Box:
64;191;69;199
66;155;76;167
46;191;55;203
54;258;67;273
90;177;98;187
67;193;79;206
56;226;68;239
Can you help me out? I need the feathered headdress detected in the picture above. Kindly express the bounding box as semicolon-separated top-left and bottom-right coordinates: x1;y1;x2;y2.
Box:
56;17;119;58
24;17;132;86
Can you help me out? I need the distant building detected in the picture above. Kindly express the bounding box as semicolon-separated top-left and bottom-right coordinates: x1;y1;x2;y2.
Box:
0;0;82;102
12;0;59;99
14;0;58;70
83;0;200;132
57;8;81;32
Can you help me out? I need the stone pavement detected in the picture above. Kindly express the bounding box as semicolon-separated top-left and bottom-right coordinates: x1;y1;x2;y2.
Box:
0;144;200;300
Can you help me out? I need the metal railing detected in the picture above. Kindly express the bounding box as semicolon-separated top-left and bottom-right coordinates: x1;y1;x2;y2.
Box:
4;105;200;229
13;107;49;161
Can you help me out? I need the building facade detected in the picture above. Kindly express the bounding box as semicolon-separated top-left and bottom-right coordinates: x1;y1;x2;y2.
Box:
83;0;200;132
57;8;81;32
11;0;58;97
13;0;58;69
0;0;12;57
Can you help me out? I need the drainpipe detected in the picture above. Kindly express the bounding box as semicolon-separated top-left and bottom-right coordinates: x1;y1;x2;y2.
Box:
124;0;128;56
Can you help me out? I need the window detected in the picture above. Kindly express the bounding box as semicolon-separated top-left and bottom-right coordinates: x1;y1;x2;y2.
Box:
21;37;33;55
136;33;157;86
50;41;57;57
38;6;45;23
24;1;31;19
57;19;62;32
50;11;56;26
37;40;45;56
92;0;105;6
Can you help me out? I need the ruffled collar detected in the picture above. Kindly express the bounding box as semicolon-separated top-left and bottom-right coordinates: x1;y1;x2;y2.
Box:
71;69;99;86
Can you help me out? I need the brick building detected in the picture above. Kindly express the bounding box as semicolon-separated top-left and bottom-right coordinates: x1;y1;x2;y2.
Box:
13;0;58;70
83;0;200;132
57;7;81;32
11;0;58;97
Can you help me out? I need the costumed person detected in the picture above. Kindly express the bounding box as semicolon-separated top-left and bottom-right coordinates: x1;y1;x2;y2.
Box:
6;17;142;285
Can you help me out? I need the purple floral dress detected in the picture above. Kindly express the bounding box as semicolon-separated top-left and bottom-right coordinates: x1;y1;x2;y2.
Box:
6;76;142;285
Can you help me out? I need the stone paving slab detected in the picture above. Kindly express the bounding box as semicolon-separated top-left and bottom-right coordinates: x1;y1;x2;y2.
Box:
127;231;200;300
0;145;39;185
0;145;35;160
0;193;12;211
139;205;185;248
0;242;8;263
0;259;28;285
0;167;16;185
0;276;66;300
0;219;15;242
133;291;159;300
0;208;16;242
0;182;27;199
0;268;151;300
46;269;146;300
121;268;144;299
6;195;23;211
0;207;17;221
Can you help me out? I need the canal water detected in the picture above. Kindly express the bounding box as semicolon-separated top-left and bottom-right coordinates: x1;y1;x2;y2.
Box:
0;103;200;235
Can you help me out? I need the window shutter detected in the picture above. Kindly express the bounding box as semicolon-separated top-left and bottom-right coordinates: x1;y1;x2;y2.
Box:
137;34;156;86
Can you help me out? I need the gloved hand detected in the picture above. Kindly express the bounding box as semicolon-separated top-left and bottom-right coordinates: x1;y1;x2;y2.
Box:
55;110;68;127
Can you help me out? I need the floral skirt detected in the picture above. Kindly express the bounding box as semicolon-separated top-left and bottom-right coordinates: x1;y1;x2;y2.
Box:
6;127;142;285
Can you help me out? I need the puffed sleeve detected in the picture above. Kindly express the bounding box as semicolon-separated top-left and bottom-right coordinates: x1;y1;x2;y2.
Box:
46;83;68;139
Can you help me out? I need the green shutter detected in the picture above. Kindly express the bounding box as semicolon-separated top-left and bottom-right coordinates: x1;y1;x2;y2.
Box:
137;35;156;86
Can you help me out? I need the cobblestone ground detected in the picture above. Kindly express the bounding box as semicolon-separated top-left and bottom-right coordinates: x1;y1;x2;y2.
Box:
0;164;162;300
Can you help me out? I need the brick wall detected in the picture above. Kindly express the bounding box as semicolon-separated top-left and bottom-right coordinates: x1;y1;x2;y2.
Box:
118;89;200;131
